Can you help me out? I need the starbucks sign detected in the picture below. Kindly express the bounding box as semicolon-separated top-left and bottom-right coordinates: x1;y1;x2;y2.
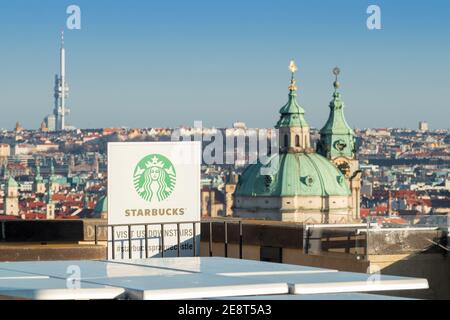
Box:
133;154;177;202
107;142;201;260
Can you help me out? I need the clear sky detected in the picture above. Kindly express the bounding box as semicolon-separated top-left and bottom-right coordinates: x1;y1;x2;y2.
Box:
0;0;449;130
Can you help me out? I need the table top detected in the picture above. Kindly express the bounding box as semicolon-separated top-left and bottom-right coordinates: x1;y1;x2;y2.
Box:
0;260;188;280
233;272;429;294
0;258;429;300
112;257;337;276
0;277;125;300
86;273;289;300
215;293;416;300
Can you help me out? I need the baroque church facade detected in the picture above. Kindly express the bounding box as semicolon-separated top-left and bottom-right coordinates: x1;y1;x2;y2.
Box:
233;62;361;224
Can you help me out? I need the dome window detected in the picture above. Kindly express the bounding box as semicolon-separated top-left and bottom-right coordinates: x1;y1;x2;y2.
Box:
301;175;314;187
334;140;347;151
264;175;273;188
295;135;300;147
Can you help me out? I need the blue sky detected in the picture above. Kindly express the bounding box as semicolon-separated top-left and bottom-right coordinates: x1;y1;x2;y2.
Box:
0;0;449;130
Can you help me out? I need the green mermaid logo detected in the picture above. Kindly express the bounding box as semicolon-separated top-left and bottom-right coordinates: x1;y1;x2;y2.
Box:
133;154;176;202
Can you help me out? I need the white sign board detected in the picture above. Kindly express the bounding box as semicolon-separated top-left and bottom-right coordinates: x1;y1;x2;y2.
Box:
107;142;201;260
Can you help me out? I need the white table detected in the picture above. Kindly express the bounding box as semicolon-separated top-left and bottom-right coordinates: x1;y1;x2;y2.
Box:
111;257;338;276
215;293;415;300
87;273;289;300
0;258;429;300
0;278;125;300
230;272;429;294
0;260;188;280
0;269;49;280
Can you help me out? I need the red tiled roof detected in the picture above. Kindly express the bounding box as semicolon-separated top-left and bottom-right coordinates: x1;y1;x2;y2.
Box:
23;213;46;220
360;208;370;218
0;216;20;221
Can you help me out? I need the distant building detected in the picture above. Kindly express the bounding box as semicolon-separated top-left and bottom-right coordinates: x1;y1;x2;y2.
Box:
419;121;429;132
361;182;373;197
233;122;247;130
3;168;20;216
45;114;56;132
45;162;56;220
0;144;10;158
225;173;239;216
14;122;24;133
201;186;224;217
12;144;35;156
93;196;108;219
33;165;46;194
40;121;48;133
365;128;391;137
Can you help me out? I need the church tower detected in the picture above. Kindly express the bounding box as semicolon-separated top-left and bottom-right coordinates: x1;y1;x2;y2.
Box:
317;68;361;220
234;61;354;224
3;167;20;216
46;160;57;220
34;164;46;194
276;61;311;154
49;160;59;193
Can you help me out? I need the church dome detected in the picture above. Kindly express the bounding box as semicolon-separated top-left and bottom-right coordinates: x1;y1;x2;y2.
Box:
93;196;108;218
235;152;351;198
7;176;19;188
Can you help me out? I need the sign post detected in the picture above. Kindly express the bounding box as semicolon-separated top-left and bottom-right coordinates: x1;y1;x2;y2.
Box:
107;141;201;260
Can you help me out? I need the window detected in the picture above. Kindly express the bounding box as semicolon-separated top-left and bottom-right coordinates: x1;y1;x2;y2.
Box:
295;135;300;147
260;247;282;263
284;134;289;148
264;175;273;188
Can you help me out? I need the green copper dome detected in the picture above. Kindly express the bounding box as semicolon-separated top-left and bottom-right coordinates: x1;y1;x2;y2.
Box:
276;84;309;128
320;92;354;136
94;196;108;216
35;165;43;183
235;152;351;197
3;166;18;188
7;176;18;188
317;70;356;159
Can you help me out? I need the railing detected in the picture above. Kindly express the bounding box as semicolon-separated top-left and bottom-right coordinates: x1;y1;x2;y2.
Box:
206;220;244;259
0;221;5;242
94;220;244;260
95;221;200;260
91;218;448;261
303;223;370;259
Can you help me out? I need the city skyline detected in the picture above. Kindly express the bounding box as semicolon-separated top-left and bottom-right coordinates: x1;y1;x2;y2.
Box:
0;0;449;130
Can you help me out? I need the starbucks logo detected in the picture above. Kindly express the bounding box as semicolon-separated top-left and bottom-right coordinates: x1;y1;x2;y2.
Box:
133;154;176;202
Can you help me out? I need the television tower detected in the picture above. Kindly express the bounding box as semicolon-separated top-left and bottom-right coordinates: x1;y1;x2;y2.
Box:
53;31;70;131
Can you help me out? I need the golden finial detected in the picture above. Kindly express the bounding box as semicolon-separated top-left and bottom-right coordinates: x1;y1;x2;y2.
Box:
289;60;298;74
333;67;341;91
289;79;297;91
288;60;298;91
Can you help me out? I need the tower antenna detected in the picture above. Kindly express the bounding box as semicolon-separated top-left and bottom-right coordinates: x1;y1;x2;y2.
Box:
333;67;341;92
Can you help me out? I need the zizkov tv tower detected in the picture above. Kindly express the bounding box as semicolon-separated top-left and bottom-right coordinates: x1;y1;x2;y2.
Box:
53;31;70;131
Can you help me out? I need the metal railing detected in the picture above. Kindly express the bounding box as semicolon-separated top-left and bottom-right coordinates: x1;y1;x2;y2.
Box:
93;218;447;261
1;222;5;242
94;220;373;261
303;224;369;259
95;221;200;260
94;220;244;260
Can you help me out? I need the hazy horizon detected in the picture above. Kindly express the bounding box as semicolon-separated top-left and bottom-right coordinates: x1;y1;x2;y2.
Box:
0;0;449;130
